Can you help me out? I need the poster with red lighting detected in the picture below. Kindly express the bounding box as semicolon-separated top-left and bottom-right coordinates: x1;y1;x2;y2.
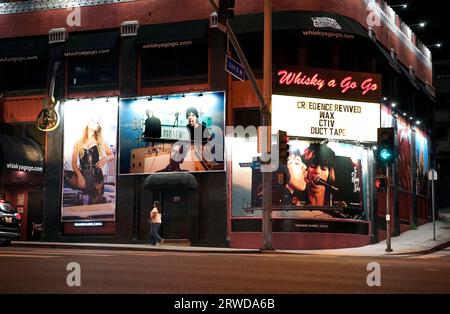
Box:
397;119;412;192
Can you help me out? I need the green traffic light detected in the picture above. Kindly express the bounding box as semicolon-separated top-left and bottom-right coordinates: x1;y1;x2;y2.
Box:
380;149;392;160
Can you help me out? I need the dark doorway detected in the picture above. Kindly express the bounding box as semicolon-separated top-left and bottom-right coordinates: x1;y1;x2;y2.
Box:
161;189;190;239
27;191;44;241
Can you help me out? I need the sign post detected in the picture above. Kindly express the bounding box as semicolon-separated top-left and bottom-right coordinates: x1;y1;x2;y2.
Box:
386;165;393;252
225;55;246;81
428;169;438;241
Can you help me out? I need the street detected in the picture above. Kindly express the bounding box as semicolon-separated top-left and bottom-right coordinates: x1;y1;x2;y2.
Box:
0;246;449;294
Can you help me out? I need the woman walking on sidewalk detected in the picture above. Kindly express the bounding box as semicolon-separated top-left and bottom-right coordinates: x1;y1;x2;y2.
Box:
149;201;164;246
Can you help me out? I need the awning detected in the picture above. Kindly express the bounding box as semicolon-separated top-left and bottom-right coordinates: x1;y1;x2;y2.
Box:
230;11;369;38
143;173;198;190
0;135;44;173
0;37;48;61
63;30;119;56
137;19;208;47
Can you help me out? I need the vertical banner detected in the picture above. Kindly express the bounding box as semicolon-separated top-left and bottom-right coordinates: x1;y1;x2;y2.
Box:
415;128;429;197
381;104;393;128
397;119;412;192
62;98;118;222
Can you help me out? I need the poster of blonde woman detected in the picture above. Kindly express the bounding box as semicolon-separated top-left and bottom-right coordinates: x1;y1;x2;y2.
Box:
62;98;118;222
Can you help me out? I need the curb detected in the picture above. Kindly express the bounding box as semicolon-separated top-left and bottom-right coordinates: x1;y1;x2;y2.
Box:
383;240;450;256
10;241;260;255
10;240;450;257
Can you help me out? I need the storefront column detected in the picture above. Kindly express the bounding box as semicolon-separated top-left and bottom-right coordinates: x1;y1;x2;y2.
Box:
41;43;65;241
119;33;138;97
209;28;227;91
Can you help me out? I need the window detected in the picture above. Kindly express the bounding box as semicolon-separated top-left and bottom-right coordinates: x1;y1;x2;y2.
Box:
233;32;263;76
67;54;119;92
0;60;46;94
234;108;260;128
273;30;302;66
305;38;334;69
141;39;208;87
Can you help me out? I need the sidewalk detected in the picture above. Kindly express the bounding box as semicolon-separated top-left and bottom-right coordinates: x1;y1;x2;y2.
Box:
12;211;450;257
278;210;450;257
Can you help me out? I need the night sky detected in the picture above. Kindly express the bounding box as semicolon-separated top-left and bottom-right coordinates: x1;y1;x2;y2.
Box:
386;0;448;62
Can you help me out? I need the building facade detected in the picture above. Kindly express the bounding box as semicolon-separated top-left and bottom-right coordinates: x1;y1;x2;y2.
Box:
0;0;434;249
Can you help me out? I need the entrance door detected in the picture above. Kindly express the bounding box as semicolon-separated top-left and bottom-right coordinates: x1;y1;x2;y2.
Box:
27;191;44;241
162;190;190;239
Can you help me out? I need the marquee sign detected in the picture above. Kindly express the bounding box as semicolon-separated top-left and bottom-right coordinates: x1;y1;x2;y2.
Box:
272;95;381;142
274;66;382;103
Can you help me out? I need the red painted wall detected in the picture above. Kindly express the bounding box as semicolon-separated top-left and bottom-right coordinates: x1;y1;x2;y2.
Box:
0;0;432;84
230;232;371;250
2;96;45;123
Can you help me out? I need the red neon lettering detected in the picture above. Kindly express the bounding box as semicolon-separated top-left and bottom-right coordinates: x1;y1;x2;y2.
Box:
277;69;325;90
340;76;358;94
277;69;377;97
361;78;378;95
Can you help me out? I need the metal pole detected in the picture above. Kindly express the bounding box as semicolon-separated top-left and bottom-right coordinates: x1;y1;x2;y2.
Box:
208;0;265;108
261;0;273;251
208;0;272;249
432;176;436;241
386;165;393;252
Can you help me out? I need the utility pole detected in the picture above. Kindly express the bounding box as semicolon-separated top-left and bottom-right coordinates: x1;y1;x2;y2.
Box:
261;0;273;251
386;165;393;252
208;0;273;250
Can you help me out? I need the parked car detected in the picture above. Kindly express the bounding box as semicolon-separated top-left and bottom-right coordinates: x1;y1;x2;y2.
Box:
0;200;21;246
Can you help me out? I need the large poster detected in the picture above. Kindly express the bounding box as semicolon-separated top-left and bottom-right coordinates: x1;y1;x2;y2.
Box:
272;95;380;142
62;98;118;222
397;119;412;192
415;129;429;197
119;92;225;174
232;137;365;220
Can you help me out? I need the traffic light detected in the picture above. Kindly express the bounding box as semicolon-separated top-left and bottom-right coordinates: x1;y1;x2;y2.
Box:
218;0;235;22
377;127;395;165
278;130;289;165
375;176;387;192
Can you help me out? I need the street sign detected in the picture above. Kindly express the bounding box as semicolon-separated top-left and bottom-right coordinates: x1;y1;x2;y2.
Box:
225;55;246;81
428;169;438;181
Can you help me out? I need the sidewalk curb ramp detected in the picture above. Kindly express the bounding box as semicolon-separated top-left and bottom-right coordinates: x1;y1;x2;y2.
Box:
383;240;450;256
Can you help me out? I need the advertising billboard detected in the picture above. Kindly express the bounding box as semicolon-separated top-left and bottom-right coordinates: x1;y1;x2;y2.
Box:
272;95;380;142
397;119;412;192
119;91;225;174
415;128;429;197
231;136;366;221
62;98;118;222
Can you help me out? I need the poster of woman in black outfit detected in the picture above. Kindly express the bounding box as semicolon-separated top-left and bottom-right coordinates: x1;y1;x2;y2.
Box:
64;118;114;204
